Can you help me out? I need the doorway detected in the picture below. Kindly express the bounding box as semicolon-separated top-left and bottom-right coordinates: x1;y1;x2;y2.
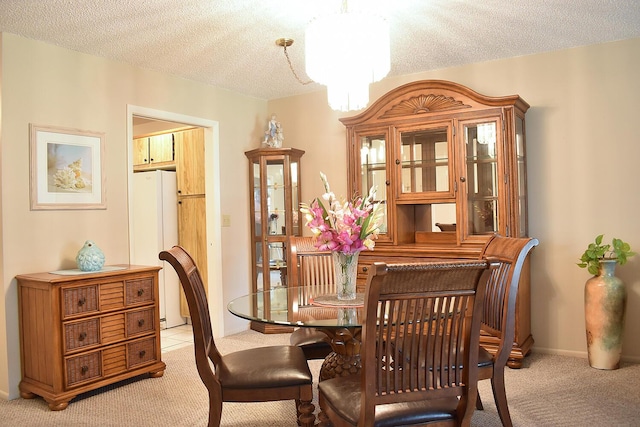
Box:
126;105;224;337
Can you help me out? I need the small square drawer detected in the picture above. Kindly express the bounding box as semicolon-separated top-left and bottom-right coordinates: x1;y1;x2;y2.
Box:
64;318;99;353
66;351;102;387
125;277;154;305
126;308;155;337
127;337;157;368
62;285;99;318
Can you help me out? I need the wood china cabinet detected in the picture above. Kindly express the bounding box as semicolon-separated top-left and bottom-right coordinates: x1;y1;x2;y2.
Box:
245;147;304;333
342;80;533;367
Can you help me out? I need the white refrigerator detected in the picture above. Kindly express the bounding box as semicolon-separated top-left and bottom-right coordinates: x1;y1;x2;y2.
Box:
131;170;184;328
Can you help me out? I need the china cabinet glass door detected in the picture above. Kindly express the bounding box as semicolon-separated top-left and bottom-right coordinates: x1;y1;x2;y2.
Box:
356;130;390;239
398;124;453;197
515;115;528;237
461;117;503;238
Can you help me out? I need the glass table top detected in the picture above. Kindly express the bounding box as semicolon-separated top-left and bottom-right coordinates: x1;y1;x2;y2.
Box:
227;286;365;329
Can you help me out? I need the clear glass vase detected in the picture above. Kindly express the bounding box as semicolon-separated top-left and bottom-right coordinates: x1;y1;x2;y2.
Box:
332;251;359;300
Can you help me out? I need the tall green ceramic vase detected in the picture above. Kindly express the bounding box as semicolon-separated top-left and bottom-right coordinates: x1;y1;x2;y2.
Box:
584;259;626;369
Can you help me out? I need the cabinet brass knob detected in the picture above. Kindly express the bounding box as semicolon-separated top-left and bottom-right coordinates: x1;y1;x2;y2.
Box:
395;159;400;165
79;332;87;341
385;180;390;186
138;319;145;327
78;297;86;306
81;366;88;375
137;289;144;297
460;177;466;182
362;266;368;272
139;350;146;358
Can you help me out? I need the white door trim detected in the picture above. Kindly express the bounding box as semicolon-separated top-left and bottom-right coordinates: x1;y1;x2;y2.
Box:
126;105;224;338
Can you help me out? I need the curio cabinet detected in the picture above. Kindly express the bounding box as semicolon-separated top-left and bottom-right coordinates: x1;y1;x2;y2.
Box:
245;147;304;333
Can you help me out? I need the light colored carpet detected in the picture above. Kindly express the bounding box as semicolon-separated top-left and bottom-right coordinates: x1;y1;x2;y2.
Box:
2;330;639;426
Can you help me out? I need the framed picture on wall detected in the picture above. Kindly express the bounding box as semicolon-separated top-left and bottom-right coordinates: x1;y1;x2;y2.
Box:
29;124;106;210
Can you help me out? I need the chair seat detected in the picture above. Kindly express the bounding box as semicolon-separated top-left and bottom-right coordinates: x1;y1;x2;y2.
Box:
290;327;332;360
319;375;459;427
218;345;312;389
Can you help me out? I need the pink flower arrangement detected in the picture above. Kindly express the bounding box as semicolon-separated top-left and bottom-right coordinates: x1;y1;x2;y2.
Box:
300;172;383;255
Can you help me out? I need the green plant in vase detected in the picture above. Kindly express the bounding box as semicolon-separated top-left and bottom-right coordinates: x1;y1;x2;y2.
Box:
577;234;635;275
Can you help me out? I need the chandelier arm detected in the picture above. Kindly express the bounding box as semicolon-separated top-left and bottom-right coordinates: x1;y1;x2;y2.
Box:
282;45;313;86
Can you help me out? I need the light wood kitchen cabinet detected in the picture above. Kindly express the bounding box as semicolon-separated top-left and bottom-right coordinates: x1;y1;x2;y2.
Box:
133;134;175;170
175;128;206;196
175;127;207;316
17;265;166;410
342;80;533;367
177;195;207;318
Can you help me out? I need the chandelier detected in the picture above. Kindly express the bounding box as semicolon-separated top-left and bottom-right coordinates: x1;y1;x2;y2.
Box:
277;1;390;112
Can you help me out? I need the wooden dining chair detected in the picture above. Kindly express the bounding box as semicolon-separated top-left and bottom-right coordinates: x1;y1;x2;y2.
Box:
288;236;336;360
318;259;493;427
159;246;315;427
475;235;539;427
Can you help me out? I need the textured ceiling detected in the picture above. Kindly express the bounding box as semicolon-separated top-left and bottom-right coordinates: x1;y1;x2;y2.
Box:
1;0;640;102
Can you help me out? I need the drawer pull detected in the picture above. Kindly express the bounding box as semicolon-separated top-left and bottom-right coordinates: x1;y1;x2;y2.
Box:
78;332;87;341
362;266;368;272
139;350;146;358
78;297;86;306
138;319;145;327
81;365;89;375
137;289;145;297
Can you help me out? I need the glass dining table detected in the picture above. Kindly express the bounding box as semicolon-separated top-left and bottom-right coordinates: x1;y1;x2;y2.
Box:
228;286;366;380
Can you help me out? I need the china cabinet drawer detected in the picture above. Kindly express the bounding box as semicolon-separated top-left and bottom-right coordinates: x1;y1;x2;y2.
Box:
17;265;165;411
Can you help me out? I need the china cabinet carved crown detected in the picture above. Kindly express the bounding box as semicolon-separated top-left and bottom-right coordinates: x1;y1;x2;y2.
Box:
342;80;533;367
245;147;304;333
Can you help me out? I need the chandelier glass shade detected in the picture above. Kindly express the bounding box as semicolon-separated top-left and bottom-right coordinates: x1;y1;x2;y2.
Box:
305;8;390;112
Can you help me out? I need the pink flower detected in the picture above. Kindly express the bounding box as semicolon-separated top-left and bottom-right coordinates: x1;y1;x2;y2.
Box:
300;172;383;255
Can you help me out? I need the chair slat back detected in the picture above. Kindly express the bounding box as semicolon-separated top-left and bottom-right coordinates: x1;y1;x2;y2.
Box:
361;260;493;425
159;246;222;383
289;236;335;306
478;236;539;340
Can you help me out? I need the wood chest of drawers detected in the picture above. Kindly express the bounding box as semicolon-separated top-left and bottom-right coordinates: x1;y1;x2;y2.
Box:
16;265;166;410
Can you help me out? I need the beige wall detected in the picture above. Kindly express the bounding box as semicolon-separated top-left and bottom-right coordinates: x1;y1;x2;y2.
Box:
0;33;267;399
269;37;640;363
